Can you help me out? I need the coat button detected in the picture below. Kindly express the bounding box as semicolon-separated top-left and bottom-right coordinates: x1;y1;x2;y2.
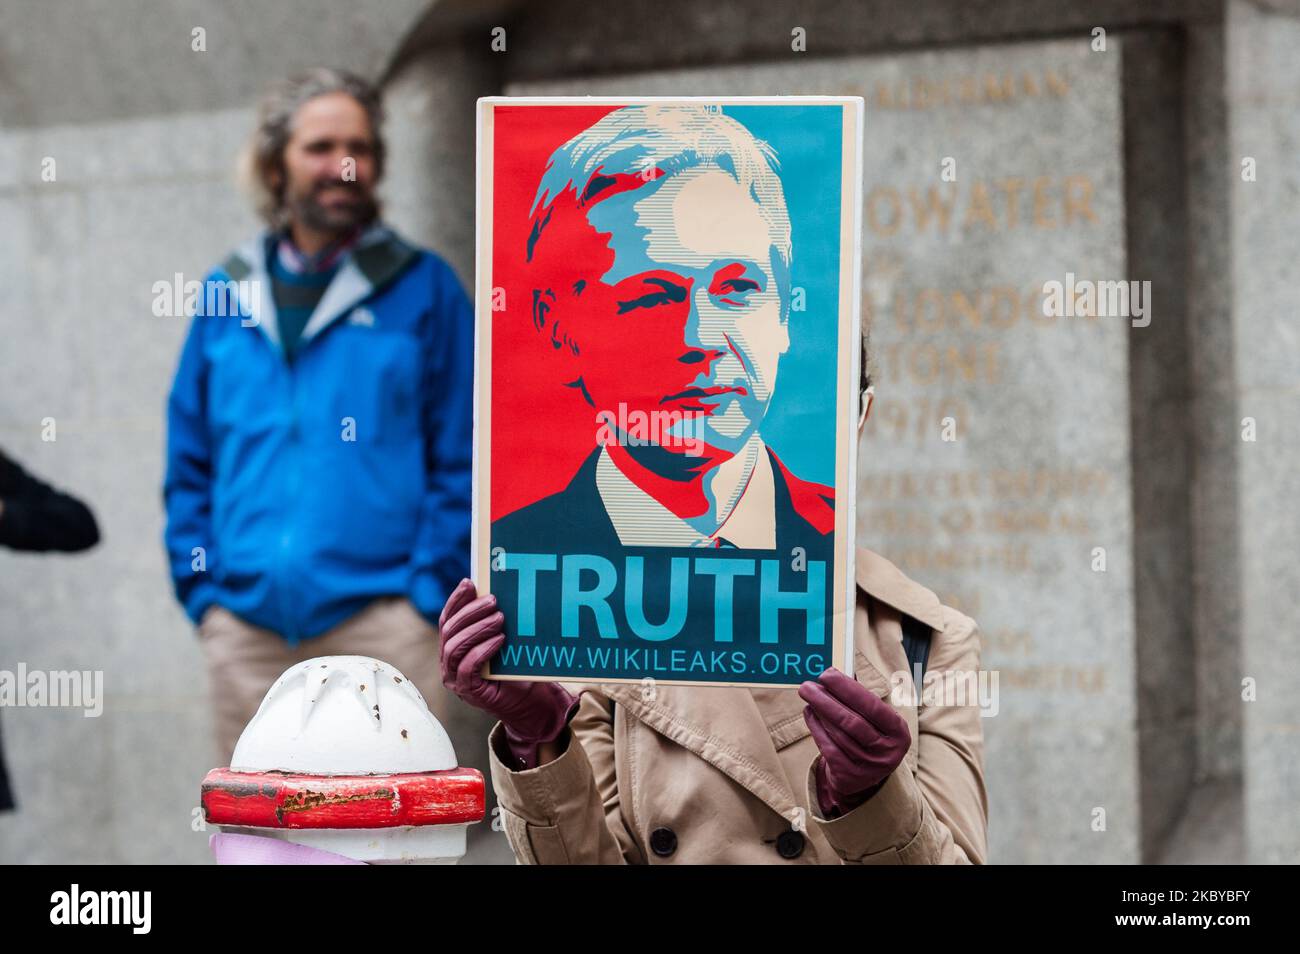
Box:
649;827;677;857
776;829;805;859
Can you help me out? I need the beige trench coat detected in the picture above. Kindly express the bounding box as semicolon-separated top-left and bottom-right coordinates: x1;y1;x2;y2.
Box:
487;546;989;864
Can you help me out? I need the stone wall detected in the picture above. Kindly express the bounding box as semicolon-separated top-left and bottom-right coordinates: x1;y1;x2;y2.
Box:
2;0;1295;863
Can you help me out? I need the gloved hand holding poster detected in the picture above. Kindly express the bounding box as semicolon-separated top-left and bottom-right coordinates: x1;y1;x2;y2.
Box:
473;97;864;688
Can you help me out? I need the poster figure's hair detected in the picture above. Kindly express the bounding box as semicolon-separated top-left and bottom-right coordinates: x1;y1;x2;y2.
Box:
525;104;794;319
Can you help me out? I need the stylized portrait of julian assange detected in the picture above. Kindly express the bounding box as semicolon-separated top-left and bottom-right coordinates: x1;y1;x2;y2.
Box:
481;101;857;684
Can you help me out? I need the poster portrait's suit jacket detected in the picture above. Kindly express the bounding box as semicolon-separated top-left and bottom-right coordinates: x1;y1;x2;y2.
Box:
488;444;838;646
491;443;836;554
487;546;989;864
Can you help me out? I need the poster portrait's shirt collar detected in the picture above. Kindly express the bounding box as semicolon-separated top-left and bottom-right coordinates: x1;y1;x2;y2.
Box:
594;434;776;549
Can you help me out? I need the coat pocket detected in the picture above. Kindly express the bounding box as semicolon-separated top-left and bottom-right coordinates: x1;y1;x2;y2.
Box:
501;808;572;865
769;713;812;750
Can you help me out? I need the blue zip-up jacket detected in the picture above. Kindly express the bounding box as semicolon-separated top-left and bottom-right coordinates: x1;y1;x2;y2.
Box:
163;224;473;643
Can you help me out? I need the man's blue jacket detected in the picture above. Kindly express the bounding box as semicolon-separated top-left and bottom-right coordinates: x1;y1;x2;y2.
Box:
163;224;473;643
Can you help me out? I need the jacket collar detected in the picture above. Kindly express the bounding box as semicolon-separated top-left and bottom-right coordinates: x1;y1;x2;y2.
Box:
219;222;418;355
597;546;938;821
557;443;829;553
853;546;947;633
593;435;777;549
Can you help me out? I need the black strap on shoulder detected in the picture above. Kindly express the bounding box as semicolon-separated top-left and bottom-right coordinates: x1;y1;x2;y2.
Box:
220;251;253;282
353;233;419;293
901;613;933;688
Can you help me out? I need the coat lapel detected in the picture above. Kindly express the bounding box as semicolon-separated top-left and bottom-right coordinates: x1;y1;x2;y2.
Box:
851;546;948;776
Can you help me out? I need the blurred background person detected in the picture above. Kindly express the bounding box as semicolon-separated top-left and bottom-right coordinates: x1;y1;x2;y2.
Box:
0;447;101;813
161;68;473;771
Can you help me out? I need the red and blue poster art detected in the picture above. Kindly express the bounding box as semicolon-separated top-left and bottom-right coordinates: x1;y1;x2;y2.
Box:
474;97;864;688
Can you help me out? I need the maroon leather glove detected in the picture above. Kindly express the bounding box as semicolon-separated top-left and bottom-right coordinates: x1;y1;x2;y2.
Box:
799;666;911;818
439;578;580;770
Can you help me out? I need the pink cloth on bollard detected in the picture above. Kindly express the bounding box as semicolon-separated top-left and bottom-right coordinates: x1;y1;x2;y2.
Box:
210;831;366;865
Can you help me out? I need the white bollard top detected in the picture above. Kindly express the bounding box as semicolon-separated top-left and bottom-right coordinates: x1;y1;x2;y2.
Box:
231;655;457;776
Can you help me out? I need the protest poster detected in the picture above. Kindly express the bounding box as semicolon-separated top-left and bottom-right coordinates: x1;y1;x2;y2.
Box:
473;97;864;688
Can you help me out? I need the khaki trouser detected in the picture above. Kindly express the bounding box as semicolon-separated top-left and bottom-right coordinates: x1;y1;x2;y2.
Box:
198;596;443;766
